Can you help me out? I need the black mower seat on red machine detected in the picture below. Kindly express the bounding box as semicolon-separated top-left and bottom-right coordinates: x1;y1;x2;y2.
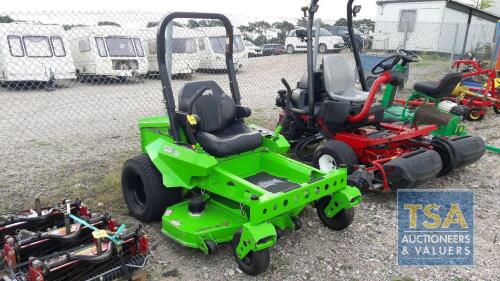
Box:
178;81;262;157
413;72;463;99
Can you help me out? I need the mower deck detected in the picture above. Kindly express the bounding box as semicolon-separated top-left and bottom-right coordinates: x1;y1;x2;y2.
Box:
245;172;301;193
160;147;360;253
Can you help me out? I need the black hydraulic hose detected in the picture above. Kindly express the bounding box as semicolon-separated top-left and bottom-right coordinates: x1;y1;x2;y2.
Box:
347;0;368;91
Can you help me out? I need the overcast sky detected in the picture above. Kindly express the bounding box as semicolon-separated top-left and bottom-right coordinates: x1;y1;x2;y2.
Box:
2;0;379;21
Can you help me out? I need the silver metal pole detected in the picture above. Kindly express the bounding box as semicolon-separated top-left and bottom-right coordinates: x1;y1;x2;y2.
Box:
166;22;173;79
313;19;321;69
450;23;459;69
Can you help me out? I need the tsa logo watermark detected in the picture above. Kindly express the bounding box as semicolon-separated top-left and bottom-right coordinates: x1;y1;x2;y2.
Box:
397;190;474;265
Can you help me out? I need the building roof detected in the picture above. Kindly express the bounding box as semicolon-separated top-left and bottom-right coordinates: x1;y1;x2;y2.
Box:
376;0;500;22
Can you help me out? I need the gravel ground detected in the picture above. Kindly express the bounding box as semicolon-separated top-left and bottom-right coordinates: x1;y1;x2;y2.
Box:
0;52;499;280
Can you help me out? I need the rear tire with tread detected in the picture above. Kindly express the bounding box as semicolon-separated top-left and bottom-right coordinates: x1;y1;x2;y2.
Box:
122;154;182;222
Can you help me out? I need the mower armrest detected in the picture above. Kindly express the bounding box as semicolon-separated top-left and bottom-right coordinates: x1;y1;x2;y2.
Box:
236;105;252;119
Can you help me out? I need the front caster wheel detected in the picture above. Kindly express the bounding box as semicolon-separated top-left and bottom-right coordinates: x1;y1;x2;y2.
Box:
316;196;354;231
465;107;484;121
231;231;270;276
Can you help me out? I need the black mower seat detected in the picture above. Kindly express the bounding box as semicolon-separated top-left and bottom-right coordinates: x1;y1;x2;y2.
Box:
413;72;463;99
178;80;262;157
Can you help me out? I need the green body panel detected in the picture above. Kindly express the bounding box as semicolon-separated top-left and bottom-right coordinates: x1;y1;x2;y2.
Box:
380;64;466;137
139;116;361;256
486;145;500;153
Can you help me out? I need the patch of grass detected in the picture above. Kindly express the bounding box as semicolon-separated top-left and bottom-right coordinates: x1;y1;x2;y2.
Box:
392;277;416;281
29;139;52;146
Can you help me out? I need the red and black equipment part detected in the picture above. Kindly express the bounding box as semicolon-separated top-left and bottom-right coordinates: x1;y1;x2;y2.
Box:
275;0;484;192
451;58;500;116
0;198;89;249
2;225;149;281
2;212;118;271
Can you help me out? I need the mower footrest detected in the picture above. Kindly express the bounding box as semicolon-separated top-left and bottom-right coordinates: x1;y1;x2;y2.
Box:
447;136;485;169
384;149;442;189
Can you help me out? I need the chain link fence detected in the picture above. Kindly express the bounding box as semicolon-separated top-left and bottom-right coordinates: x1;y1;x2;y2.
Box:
0;11;496;197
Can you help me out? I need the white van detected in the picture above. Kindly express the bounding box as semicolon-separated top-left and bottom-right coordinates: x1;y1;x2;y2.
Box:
141;27;201;76
0;23;76;84
285;28;345;54
194;27;247;71
66;26;148;79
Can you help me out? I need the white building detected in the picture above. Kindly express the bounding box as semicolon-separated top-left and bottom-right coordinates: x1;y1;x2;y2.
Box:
373;0;500;53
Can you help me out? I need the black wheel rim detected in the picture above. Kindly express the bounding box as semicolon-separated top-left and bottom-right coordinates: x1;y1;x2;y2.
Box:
127;171;146;210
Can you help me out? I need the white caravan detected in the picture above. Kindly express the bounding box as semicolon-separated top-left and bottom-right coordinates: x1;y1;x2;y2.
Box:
194;27;247;70
141;26;201;76
0;23;76;83
66;26;148;79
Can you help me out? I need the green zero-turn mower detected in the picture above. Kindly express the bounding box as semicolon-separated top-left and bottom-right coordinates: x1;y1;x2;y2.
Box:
121;12;361;275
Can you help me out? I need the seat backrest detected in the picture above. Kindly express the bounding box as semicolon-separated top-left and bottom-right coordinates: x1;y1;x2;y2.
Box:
323;55;356;99
433;72;464;98
178;80;236;133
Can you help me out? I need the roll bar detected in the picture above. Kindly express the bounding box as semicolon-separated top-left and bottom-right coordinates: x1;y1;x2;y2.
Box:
156;12;241;141
304;0;320;126
347;0;368;92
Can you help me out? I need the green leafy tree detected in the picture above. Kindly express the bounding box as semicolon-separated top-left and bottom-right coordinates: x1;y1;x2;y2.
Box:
98;21;121;27
63;24;87;31
238;25;255;39
253;35;267;46
249;21;272;37
472;0;494;9
0;15;14;23
335;18;348;26
146;21;158;28
272;21;295;44
197;20;224;27
187;19;200;28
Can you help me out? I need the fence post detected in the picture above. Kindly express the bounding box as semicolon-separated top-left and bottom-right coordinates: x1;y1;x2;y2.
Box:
450;23;459;69
166;22;173;79
313;19;321;69
402;21;409;50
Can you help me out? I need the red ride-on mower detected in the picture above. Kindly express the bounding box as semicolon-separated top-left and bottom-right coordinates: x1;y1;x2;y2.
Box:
275;0;485;192
0;198;89;249
450;57;500;120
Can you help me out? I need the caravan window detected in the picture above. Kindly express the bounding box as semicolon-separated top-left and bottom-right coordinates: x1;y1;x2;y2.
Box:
105;37;136;57
148;41;157;55
23;36;52;57
133;38;144;57
7;35;24;57
198;39;205;51
95;37;108;57
209;35;244;54
171;38;197;54
50;37;66;57
78;39;91;52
